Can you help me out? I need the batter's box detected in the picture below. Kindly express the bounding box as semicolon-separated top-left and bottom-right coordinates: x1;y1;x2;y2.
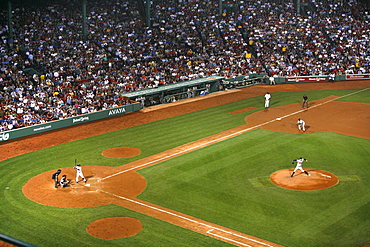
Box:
337;175;360;181
72;177;99;193
249;177;277;187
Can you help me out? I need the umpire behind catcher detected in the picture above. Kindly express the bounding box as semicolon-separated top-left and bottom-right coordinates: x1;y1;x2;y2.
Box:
51;169;61;188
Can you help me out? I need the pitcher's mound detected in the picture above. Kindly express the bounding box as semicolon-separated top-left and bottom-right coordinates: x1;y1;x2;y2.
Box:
270;169;339;191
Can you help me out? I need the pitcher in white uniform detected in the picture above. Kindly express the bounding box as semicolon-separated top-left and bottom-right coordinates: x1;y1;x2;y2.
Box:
291;157;310;177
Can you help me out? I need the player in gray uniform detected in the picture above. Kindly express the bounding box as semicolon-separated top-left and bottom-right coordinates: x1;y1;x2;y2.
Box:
74;164;87;183
302;94;309;108
291;157;310;177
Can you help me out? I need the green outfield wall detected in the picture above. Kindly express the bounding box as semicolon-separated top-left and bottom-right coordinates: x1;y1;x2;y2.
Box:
0;102;140;143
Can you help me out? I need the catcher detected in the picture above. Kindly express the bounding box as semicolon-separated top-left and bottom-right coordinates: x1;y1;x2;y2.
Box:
59;175;70;188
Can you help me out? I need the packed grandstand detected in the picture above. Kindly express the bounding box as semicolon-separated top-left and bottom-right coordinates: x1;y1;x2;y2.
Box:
0;0;369;131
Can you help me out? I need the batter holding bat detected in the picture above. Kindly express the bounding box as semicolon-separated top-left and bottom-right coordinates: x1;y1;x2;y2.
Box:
74;164;87;183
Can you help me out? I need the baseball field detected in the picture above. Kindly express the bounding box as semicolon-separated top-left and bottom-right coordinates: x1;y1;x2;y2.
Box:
0;81;369;247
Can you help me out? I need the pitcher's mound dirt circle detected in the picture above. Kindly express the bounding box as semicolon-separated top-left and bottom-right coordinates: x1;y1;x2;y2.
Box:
87;217;142;239
270;169;339;191
102;147;141;158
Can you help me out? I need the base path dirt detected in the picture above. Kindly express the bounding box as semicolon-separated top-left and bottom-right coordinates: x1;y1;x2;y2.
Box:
5;80;370;246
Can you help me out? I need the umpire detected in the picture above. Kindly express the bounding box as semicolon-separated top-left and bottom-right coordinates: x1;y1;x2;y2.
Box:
302;94;309;108
51;169;61;188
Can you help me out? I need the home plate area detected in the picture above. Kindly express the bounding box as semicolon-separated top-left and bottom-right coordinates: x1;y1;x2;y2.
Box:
72;178;97;193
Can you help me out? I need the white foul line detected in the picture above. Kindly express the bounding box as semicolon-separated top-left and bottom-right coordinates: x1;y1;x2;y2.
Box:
207;229;252;247
98;189;273;247
101;88;369;181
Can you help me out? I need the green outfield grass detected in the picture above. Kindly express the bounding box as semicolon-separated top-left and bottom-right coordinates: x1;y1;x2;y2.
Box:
0;88;369;247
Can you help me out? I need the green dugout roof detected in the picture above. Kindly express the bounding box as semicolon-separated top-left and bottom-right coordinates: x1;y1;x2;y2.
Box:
121;76;224;98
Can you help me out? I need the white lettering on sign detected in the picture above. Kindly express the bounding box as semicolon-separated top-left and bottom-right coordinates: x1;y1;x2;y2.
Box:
0;132;10;141
33;125;52;132
108;107;126;116
73;117;89;123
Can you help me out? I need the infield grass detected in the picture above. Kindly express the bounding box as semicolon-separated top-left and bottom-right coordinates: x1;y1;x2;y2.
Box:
0;88;369;247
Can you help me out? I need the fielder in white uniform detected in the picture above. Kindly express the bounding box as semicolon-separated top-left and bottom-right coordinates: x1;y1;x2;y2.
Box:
264;92;271;108
291;157;310;177
297;118;306;132
74;164;87;183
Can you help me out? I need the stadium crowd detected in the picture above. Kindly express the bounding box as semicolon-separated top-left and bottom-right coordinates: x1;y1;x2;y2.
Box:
244;0;369;76
0;0;369;131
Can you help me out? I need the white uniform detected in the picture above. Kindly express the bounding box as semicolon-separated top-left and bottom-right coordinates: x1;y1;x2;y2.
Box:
74;164;87;183
291;158;310;177
293;158;306;173
264;93;271;108
297;118;306;131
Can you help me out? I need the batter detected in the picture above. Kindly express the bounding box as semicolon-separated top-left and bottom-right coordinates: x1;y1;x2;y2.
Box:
74;164;87;183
